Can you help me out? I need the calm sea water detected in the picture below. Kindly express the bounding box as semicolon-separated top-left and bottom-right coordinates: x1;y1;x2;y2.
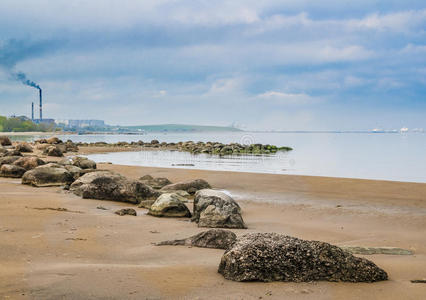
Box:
11;132;426;183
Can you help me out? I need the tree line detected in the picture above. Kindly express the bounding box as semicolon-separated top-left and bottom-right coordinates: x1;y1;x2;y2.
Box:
0;115;55;132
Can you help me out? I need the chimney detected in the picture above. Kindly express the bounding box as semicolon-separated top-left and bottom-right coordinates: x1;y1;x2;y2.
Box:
31;102;34;121
39;89;42;121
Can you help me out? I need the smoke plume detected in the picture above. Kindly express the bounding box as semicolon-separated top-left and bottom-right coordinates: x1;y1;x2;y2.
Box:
14;71;41;90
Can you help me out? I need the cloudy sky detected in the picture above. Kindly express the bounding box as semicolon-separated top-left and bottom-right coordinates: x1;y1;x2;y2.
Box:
0;0;425;130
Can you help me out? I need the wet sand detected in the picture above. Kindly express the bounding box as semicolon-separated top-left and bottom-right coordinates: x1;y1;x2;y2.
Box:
1;159;426;299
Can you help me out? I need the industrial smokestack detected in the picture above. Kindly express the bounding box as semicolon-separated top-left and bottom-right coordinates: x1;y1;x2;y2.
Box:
31;102;34;121
39;88;42;121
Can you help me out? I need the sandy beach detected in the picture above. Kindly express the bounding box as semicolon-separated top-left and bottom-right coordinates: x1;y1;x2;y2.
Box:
1;153;426;299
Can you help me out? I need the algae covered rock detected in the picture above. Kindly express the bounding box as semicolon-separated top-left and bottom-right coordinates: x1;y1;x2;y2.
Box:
148;193;191;218
218;233;388;282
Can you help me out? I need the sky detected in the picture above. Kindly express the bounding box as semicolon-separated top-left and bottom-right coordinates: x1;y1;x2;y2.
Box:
0;0;425;130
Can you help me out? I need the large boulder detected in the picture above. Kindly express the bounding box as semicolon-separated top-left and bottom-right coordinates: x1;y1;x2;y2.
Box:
0;156;22;166
161;179;211;194
0;136;12;146
15;142;33;153
70;171;159;203
139;175;171;189
148;193;191;218
43;146;64;157
13;156;45;170
0;164;27;178
218;233;388;282
193;189;246;229
71;156;97;169
22;165;74;187
156;229;237;249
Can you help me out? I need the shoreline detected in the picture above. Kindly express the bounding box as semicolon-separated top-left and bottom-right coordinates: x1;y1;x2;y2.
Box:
1;138;426;298
1;161;425;299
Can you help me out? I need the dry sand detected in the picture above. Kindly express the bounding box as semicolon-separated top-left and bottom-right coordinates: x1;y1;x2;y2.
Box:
1;154;426;299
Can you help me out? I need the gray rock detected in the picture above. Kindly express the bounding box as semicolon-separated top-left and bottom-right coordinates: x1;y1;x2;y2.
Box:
13;156;45;170
46;137;62;144
138;199;156;209
0;156;22;166
22;165;74;187
15;142;33;153
193;189;246;229
0;146;7;156
0;136;12;146
218;233;388;282
43;146;64;157
140;176;172;189
70;171;159;203
64;165;83;179
148;193;191;218
161;179;211;194
5;149;22;157
340;246;414;255
0;164;27;178
156;229;237;249
115;208;137;216
71;156;97;169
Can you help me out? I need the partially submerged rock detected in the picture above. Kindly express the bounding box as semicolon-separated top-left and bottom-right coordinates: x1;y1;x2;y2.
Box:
340;246;413;255
193;189;246;229
0;136;12;146
115;208;137;216
161;179;211;194
70;171;159;203
22;165;74;187
148;193;191;218
218;233;388;282
13;156;45;170
156;229;237;250
0;164;27;178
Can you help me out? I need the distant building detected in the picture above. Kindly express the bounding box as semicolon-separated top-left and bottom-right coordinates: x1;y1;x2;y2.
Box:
55;119;105;129
34;119;55;124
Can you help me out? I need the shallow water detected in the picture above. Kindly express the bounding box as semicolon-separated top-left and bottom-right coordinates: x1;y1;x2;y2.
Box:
10;132;426;183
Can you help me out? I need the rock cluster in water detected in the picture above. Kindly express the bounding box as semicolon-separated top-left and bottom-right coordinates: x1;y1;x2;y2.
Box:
75;140;293;156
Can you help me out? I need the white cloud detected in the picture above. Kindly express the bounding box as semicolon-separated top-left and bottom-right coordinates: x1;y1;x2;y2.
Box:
257;91;318;105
